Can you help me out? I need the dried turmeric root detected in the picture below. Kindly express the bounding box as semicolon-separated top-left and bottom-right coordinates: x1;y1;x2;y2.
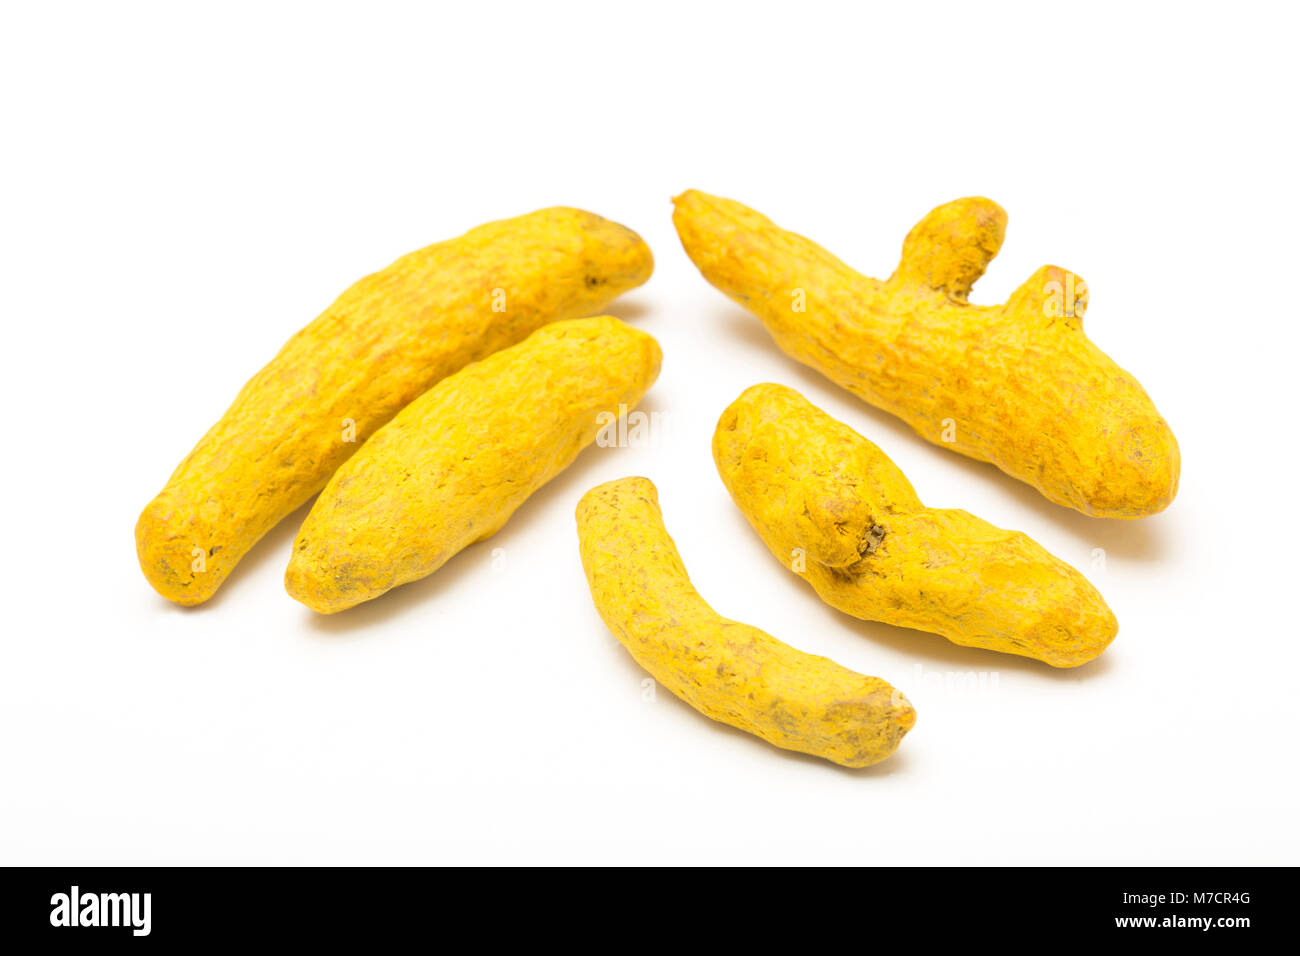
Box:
674;189;1179;518
576;476;916;768
286;317;661;613
137;207;653;605
713;384;1118;668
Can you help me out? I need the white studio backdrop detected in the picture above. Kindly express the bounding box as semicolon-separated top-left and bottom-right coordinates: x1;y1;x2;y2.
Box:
1;1;1296;864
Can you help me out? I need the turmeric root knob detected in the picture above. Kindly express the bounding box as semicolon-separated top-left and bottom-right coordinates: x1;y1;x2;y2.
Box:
889;196;1007;303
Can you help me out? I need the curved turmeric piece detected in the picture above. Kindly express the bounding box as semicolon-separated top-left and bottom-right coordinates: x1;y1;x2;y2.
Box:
138;207;653;605
287;317;661;613
713;384;1118;668
674;189;1179;518
576;475;915;768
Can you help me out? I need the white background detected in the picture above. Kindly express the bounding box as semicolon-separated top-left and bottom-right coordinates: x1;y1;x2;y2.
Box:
2;1;1297;865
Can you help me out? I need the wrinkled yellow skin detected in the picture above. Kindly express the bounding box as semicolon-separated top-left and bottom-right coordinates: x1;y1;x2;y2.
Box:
286;317;661;613
576;476;916;768
137;208;653;605
674;190;1179;518
713;385;1118;667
